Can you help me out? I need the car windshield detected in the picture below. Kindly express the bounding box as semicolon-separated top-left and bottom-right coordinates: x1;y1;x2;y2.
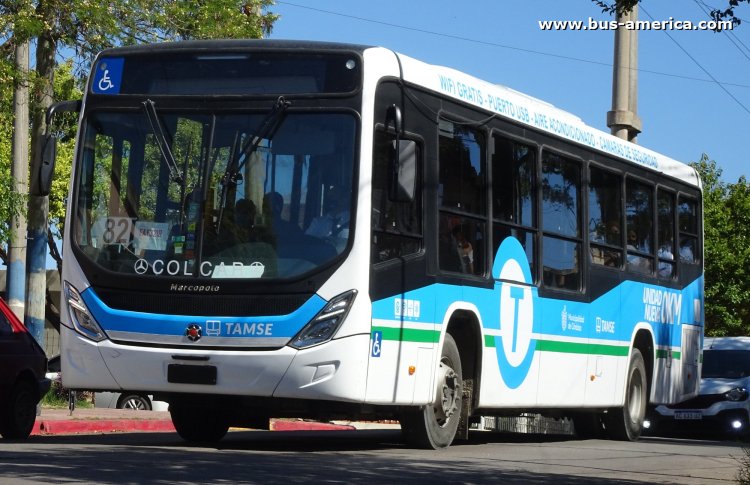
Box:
702;349;750;379
73;109;356;280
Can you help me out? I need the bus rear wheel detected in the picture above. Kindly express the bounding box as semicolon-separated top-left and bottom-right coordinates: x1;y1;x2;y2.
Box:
401;333;463;449
170;404;230;443
606;348;647;441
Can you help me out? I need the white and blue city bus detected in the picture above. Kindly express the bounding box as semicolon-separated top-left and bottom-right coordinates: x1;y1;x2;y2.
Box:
46;40;703;448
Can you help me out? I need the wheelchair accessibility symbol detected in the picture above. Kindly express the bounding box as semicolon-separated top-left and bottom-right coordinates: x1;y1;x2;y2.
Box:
93;58;123;94
98;69;114;91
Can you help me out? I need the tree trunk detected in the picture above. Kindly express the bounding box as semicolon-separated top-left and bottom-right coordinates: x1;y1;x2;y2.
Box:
25;30;56;347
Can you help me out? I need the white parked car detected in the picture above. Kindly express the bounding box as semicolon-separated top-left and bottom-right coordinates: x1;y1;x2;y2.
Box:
647;336;750;439
94;391;169;411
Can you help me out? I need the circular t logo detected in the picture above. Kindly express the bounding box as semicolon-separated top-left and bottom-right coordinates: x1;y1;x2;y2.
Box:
492;237;537;389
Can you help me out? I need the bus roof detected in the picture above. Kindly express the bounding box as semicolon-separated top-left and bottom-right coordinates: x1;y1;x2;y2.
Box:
92;40;699;189
385;48;700;189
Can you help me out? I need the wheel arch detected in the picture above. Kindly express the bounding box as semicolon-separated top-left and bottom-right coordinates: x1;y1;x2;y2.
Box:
443;305;483;413
631;327;655;403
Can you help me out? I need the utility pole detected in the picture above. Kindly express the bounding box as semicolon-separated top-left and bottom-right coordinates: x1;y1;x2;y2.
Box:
8;40;29;322
607;5;642;142
25;34;56;347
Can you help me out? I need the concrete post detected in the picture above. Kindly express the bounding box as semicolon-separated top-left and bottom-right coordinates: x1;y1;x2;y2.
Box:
8;40;29;321
607;6;642;142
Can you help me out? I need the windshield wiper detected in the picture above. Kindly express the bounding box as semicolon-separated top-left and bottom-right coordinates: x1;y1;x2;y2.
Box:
142;99;184;185
216;96;292;233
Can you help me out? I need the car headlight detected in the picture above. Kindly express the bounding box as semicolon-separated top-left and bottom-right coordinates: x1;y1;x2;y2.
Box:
64;282;107;342
725;387;749;402
289;290;357;350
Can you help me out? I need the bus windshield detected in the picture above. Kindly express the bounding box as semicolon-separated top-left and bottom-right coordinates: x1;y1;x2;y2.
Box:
73;109;356;280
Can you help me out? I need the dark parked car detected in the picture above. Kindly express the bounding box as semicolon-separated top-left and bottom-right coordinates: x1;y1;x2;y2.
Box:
0;297;50;439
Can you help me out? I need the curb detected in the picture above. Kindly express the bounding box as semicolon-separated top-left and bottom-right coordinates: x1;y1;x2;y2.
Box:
30;417;354;436
270;420;355;431
32;419;176;436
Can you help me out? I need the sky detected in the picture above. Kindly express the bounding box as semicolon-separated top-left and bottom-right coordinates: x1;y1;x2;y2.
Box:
268;0;750;184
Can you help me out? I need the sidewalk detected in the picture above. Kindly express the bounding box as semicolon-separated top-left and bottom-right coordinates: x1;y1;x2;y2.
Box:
33;407;399;436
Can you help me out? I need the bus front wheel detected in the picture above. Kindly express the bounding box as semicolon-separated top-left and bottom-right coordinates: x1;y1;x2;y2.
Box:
606;348;647;441
400;333;463;449
170;404;230;443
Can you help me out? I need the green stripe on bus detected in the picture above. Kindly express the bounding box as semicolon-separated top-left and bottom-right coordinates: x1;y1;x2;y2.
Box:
655;349;682;360
371;326;441;343
485;334;495;347
483;337;628;356
535;340;630;356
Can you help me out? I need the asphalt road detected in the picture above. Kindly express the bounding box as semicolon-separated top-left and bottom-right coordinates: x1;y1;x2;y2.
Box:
2;429;745;484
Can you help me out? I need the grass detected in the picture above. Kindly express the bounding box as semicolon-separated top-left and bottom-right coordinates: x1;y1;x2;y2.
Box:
41;383;93;409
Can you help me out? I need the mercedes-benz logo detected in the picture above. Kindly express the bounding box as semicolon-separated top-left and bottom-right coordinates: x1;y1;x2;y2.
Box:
185;323;202;342
134;258;149;275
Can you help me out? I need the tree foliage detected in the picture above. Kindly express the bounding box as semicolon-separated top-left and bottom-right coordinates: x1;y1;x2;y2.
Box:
0;0;279;265
591;0;747;29
691;154;750;336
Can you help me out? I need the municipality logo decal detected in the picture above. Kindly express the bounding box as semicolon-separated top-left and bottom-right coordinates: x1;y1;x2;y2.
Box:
561;305;568;332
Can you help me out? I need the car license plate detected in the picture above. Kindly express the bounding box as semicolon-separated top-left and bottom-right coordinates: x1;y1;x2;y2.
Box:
674;410;702;420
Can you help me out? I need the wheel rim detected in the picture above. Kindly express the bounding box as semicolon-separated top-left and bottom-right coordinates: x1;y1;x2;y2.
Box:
123;397;147;410
433;357;460;427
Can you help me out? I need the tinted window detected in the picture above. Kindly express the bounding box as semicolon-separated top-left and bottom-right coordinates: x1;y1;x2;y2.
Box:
626;180;653;274
657;190;676;279
0;311;12;336
589;167;622;268
702;350;750;378
438;120;486;275
679;196;699;264
493;136;535;226
93;53;361;95
371;131;422;263
542;152;579;238
541;151;580;291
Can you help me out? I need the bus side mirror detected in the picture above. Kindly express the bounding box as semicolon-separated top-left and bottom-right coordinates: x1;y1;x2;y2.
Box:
37;134;56;197
35;99;81;196
386;104;416;202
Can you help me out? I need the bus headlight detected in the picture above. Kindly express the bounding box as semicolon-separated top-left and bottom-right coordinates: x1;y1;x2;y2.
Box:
64;282;107;342
289;290;357;350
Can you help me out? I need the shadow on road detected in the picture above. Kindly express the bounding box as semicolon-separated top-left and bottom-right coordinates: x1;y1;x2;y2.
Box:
5;430;687;484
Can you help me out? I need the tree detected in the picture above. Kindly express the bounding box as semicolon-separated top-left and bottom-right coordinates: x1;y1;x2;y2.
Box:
0;0;279;343
592;0;747;29
691;154;750;336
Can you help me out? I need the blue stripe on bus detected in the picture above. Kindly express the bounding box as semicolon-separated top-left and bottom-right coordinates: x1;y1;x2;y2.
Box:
372;237;703;389
80;288;326;338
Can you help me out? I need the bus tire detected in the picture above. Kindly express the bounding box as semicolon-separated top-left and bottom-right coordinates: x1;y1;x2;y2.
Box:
400;333;463;449
606;348;647;441
170;404;229;443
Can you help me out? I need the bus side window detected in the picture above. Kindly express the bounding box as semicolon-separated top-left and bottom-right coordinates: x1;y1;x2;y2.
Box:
625;179;654;275
657;189;676;279
371;130;422;264
541;151;581;291
492;135;536;279
678;196;699;265
438;121;486;275
588;166;623;268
